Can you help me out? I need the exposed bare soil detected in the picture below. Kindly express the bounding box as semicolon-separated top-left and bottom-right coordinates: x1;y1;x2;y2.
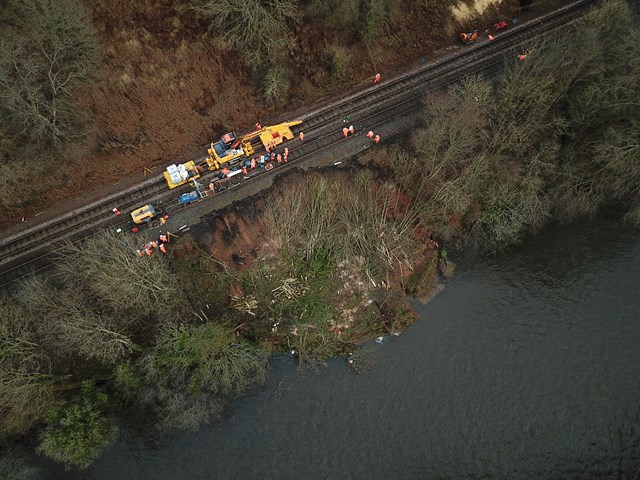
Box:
4;0;527;228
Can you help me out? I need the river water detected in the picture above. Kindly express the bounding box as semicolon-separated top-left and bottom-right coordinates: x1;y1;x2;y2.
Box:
46;216;640;479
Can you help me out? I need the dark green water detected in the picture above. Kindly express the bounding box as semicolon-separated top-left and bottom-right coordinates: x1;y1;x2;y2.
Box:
46;217;640;479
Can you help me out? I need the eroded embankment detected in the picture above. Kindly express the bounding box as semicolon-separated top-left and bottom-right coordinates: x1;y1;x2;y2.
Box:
171;166;449;363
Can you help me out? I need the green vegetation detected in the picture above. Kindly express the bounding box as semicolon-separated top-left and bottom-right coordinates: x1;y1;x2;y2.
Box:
2;0;639;472
138;321;268;430
37;380;114;470
328;47;353;82
382;0;640;251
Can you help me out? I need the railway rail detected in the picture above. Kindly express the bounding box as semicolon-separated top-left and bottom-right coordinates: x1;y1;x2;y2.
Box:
0;0;597;287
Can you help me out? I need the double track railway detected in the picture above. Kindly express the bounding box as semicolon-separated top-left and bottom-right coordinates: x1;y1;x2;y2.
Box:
0;0;597;287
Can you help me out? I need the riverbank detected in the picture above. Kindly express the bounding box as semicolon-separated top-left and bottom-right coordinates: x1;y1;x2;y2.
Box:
18;213;640;480
1;1;638;472
171;167;444;365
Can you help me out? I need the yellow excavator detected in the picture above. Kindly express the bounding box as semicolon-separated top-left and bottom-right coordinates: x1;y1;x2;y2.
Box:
205;121;302;170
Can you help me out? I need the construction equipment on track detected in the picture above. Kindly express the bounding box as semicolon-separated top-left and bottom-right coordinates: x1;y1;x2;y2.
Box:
131;204;157;224
163;161;201;189
205;121;302;171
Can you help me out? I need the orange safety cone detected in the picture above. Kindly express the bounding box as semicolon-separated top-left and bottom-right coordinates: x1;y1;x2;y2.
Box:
374;73;381;84
299;132;304;141
374;134;380;143
366;131;374;139
518;54;527;61
343;127;349;138
488;34;495;41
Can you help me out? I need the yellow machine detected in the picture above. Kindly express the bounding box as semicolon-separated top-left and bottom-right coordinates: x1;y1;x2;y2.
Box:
163;160;200;189
206;121;302;170
131;204;157;225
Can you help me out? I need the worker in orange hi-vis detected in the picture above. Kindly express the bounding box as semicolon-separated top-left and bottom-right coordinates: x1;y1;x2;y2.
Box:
374;134;380;143
250;158;256;169
277;153;282;163
518;54;527;61
112;207;121;215
159;234;168;243
159;243;167;253
374;73;381;84
348;125;355;135
366;131;374;139
242;165;248;175
284;147;288;157
255;122;262;130
299;132;304;141
343;127;349;138
137;249;143;257
145;246;153;256
150;240;158;249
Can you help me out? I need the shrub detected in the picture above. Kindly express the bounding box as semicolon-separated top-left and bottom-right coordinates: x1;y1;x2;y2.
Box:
37;381;115;470
328;47;352;81
263;65;290;104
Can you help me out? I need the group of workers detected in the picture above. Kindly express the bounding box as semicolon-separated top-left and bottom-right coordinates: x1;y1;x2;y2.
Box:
342;124;381;144
215;145;292;180
136;232;170;257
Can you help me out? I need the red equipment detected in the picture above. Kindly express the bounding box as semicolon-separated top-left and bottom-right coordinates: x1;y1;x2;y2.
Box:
494;20;509;31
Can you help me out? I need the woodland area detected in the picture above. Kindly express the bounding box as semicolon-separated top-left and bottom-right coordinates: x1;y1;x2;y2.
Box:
0;0;519;226
1;0;640;475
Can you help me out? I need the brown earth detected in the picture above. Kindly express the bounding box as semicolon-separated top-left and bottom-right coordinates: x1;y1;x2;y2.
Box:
3;0;531;229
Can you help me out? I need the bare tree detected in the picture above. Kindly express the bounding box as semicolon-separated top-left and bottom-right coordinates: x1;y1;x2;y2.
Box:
0;295;56;437
56;230;187;323
189;0;301;67
0;0;99;147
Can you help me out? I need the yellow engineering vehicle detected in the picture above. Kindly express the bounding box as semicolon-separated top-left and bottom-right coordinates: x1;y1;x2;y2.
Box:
206;121;302;170
163;160;201;189
131;204;157;225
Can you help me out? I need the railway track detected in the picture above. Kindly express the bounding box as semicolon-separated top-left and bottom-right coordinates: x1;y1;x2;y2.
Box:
0;0;597;287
